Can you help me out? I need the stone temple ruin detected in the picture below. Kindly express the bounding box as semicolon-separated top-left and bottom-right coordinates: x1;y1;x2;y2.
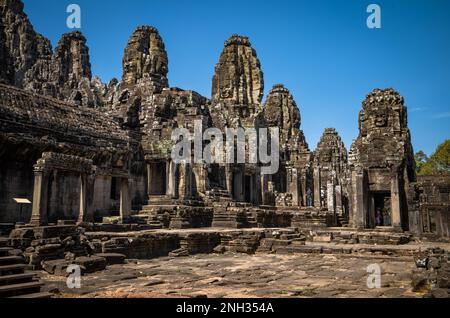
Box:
0;0;449;298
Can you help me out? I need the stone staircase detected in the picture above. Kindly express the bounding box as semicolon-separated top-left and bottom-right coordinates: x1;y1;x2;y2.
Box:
245;211;258;228
291;208;334;229
132;195;178;228
205;189;233;204
0;239;52;298
146;195;175;206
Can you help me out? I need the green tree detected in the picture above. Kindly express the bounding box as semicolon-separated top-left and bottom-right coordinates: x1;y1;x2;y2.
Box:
414;150;428;175
419;140;450;175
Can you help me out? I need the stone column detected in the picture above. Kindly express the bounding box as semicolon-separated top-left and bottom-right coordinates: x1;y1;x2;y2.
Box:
234;170;244;202
225;165;233;197
390;165;402;229
313;166;321;208
30;168;50;226
178;163;192;200
167;160;179;198
335;185;343;215
351;167;368;229
166;161;170;196
300;170;307;207
77;174;87;224
327;181;336;214
146;163;152;197
120;178;131;221
287;168;300;206
260;174;269;205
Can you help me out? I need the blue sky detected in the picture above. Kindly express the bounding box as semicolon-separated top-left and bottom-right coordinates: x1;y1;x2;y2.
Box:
22;0;450;155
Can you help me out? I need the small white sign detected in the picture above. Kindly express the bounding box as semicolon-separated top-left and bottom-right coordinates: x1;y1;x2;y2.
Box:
13;198;32;204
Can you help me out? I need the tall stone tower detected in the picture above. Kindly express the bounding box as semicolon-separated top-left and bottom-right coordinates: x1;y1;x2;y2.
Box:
349;88;416;230
313;128;349;216
263;84;311;206
211;34;264;122
122;26;169;91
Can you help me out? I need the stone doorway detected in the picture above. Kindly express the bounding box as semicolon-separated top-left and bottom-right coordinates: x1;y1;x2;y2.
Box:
208;164;222;189
148;162;167;196
245;175;252;203
371;192;392;227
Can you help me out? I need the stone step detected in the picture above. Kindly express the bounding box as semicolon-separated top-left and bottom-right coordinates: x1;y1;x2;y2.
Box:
0;281;44;298
0;238;9;247
147;223;164;229
10;291;53;299
141;205;177;210
0;264;26;275
0;247;13;257
0;273;37;286
147;196;174;205
0;256;24;266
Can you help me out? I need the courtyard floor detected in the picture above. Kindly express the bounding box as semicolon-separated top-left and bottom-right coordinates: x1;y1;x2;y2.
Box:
40;252;425;298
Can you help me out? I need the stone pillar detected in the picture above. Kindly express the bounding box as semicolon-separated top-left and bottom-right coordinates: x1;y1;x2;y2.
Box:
178;163;192;200
327;181;336;214
193;163;206;197
167;161;177;198
300;170;307;207
351;167;368;229
30;169;50;226
255;172;262;205
390;165;402;229
287;168;300;206
225;165;233;197
120;178;131;221
77;174;87;223
166;161;170;195
260;174;269;205
313;166;321;208
146;163;152;198
335;185;343;215
234;170;244;202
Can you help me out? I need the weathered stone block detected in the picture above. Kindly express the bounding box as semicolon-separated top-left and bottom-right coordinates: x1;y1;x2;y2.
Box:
74;256;107;273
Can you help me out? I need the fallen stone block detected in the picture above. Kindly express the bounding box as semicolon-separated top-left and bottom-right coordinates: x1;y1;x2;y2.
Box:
42;259;72;276
94;253;126;265
213;245;226;254
74;256;107;273
313;235;332;243
10;228;34;239
33;225;79;239
169;248;189;257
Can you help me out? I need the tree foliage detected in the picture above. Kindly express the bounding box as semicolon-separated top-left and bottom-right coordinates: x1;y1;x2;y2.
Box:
416;140;450;175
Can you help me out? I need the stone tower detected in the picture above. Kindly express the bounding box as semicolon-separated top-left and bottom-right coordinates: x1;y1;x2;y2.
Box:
211;34;263;119
313;128;349;216
263;84;301;146
122;26;169;91
50;31;94;106
263;84;312;206
349;88;416;230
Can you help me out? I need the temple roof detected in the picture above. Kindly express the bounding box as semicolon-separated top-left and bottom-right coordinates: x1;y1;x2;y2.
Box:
0;83;130;159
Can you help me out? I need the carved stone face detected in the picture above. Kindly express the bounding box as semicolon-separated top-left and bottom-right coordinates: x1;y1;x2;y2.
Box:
374;110;388;127
221;88;232;99
322;151;332;163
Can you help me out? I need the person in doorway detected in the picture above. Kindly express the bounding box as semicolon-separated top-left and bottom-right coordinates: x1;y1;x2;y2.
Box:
306;188;313;207
376;208;383;226
383;209;391;226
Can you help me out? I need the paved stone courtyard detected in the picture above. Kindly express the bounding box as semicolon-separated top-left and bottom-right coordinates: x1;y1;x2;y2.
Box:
40;253;422;298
